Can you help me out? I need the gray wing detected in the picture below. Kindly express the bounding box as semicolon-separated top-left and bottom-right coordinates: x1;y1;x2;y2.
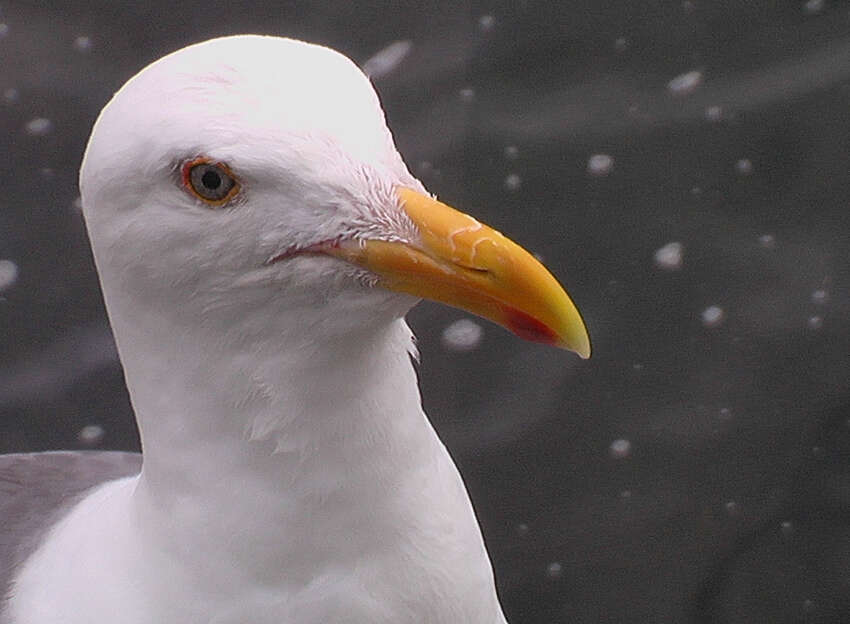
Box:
0;451;141;609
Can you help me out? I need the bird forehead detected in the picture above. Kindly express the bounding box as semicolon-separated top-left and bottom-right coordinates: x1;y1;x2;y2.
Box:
132;36;382;132
89;36;395;177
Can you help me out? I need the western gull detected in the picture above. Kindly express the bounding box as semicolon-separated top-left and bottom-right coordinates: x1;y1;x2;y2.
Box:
0;35;589;623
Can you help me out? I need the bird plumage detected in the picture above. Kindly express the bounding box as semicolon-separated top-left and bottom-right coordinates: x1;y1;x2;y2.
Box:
5;35;509;624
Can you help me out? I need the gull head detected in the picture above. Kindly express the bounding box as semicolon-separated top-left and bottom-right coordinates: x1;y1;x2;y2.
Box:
80;35;590;356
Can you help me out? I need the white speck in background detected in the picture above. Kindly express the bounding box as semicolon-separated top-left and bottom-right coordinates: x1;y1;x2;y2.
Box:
441;319;483;351
654;242;683;271
504;173;522;191
807;315;823;330
503;145;519;160
757;234;776;248
0;259;19;292
701;305;725;328
361;40;412;79
458;86;475;103
587;153;614;176
811;289;828;305
25;117;53;136
614;37;628;52
609;438;632;459
735;158;753;175
0;23;9;39
78;424;105;446
667;70;702;96
780;520;794;537
546;562;563;579
3;87;18;104
71;196;84;213
705;105;722;121
724;500;739;516
516;523;529;536
477;14;495;31
803;0;825;14
73;35;92;52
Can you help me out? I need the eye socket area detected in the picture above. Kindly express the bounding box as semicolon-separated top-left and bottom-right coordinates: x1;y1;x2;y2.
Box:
181;158;240;205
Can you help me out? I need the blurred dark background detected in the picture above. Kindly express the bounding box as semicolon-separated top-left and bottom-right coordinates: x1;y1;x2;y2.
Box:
1;1;849;622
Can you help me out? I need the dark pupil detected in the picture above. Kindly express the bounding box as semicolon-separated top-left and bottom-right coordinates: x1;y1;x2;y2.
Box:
201;169;222;189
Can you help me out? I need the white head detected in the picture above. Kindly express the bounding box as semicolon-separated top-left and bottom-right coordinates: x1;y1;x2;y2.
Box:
80;34;589;358
81;36;423;346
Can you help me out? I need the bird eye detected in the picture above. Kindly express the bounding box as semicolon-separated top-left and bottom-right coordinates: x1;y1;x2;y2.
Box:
182;158;239;205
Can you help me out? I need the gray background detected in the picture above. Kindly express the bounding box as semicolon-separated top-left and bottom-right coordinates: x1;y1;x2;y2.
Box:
1;1;849;622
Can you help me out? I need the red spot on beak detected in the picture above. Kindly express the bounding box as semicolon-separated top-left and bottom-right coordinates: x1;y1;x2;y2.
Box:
504;308;558;345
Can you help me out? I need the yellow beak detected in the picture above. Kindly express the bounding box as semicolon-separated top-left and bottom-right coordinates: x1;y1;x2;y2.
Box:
327;188;590;358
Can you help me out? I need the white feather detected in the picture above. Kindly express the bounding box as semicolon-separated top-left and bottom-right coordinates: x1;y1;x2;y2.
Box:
6;36;508;624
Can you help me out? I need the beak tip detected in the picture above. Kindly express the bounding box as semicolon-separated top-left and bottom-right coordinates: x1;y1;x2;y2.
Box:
563;332;591;360
505;307;591;358
554;303;591;359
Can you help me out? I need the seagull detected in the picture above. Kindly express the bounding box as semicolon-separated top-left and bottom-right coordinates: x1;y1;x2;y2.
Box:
1;35;589;624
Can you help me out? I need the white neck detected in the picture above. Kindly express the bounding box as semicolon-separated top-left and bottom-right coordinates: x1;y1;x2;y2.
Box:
113;296;425;567
10;291;506;623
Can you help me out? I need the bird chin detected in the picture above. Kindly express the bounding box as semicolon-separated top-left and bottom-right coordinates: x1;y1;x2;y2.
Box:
339;277;420;321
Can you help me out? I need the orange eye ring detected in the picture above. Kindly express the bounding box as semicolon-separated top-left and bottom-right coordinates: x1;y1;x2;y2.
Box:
181;157;240;206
